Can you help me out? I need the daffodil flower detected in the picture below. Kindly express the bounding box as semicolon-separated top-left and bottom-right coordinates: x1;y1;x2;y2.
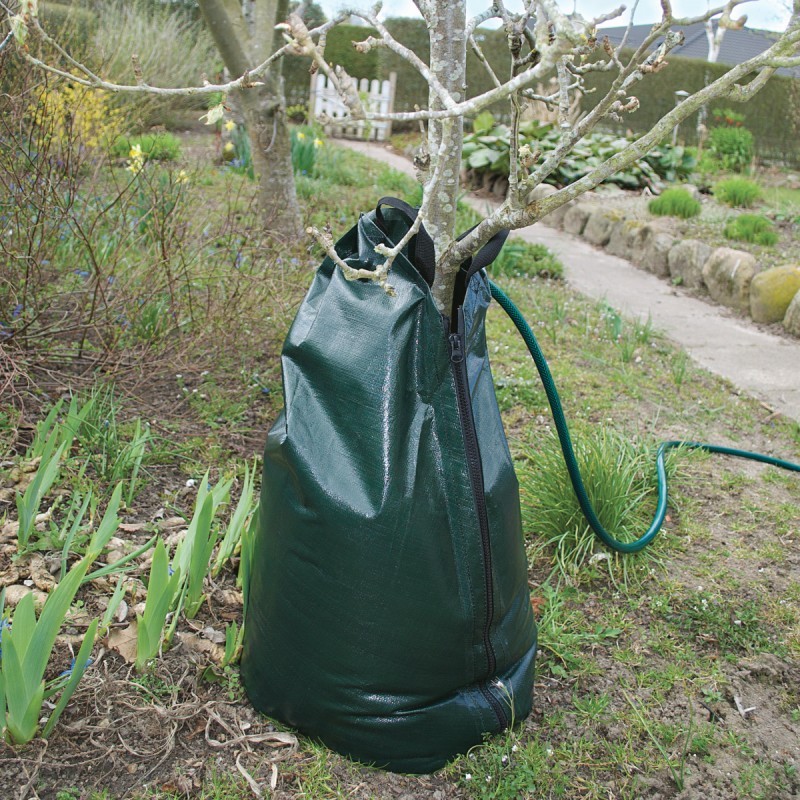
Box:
176;170;189;185
296;131;306;140
224;142;235;153
314;138;323;148
224;119;236;132
125;144;145;175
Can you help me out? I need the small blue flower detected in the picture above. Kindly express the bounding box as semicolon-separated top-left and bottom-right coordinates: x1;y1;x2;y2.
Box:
1;617;12;659
73;269;90;279
12;304;22;319
58;656;94;678
168;566;175;577
107;276;115;285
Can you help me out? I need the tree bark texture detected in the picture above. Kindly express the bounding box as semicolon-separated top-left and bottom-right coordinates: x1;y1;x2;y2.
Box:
425;1;467;314
198;0;303;240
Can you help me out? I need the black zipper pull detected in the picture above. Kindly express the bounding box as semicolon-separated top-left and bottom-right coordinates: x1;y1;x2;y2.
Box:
449;333;464;363
449;306;466;363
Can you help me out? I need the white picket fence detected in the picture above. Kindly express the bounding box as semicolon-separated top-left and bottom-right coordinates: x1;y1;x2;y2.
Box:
309;73;397;142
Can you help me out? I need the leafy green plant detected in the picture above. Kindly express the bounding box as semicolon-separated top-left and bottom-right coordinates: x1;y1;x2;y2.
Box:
291;126;319;176
0;496;119;744
724;213;778;246
461;114;695;190
26;394;97;472
166;471;233;619
184;495;217;618
714;177;762;208
16;435;67;554
99;576;128;637
72;386;152;490
135;538;183;672
171;471;232;578
237;506;258;595
224;121;255;180
212;461;256;577
649;187;701;219
121;418;150;504
0;571;98;744
708;126;754;173
220;620;244;668
489;240;564;280
108;133;181;161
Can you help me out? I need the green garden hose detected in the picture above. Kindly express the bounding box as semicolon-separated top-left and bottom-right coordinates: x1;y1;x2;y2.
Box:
489;280;800;554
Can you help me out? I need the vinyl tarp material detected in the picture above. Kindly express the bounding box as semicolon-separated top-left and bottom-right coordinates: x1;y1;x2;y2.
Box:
240;206;537;773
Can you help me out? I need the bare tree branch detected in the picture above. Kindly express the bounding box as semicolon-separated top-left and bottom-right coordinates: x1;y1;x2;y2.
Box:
7;0;799;311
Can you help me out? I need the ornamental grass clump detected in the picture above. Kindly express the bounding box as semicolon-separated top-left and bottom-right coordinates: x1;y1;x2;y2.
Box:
648;187;701;219
724;214;779;246
714;178;762;208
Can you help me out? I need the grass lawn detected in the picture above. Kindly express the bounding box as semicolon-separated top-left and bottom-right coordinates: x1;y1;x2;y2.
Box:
1;139;799;800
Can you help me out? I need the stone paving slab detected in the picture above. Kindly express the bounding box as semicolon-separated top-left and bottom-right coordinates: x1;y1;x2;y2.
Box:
338;139;800;423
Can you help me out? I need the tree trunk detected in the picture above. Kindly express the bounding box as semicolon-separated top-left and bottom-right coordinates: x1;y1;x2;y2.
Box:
198;0;303;240
425;1;467;314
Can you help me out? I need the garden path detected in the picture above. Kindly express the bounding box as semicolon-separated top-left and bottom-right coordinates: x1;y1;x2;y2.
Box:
339;139;800;425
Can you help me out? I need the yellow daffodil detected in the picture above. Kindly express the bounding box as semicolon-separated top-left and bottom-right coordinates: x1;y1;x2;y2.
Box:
176;170;189;185
224;142;235;153
224;119;236;132
296;131;306;140
313;137;324;148
125;144;145;175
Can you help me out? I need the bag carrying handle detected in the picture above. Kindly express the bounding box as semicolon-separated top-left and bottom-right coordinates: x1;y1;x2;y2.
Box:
489;279;800;554
374;197;509;289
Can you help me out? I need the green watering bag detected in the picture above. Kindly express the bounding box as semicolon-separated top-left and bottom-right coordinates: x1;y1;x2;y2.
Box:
240;199;537;773
240;197;800;774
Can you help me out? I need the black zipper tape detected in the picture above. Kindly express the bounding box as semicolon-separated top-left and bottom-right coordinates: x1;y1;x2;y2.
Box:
447;307;508;729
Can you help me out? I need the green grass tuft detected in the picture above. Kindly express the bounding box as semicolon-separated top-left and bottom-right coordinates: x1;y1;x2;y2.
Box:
518;427;677;586
649;187;701;219
724;213;778;246
714;177;762;208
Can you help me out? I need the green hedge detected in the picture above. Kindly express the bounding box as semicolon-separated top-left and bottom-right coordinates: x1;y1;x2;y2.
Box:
582;51;800;165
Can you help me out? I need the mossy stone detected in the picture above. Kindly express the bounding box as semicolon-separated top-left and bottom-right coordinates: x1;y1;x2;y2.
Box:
750;265;800;324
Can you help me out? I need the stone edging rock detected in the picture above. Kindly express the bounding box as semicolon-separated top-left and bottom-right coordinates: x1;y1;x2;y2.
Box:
531;185;800;338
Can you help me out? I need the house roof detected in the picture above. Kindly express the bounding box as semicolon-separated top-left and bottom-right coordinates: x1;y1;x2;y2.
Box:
599;22;800;79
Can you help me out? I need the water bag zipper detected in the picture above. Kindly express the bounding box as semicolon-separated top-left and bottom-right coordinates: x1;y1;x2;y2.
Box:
448;306;508;729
